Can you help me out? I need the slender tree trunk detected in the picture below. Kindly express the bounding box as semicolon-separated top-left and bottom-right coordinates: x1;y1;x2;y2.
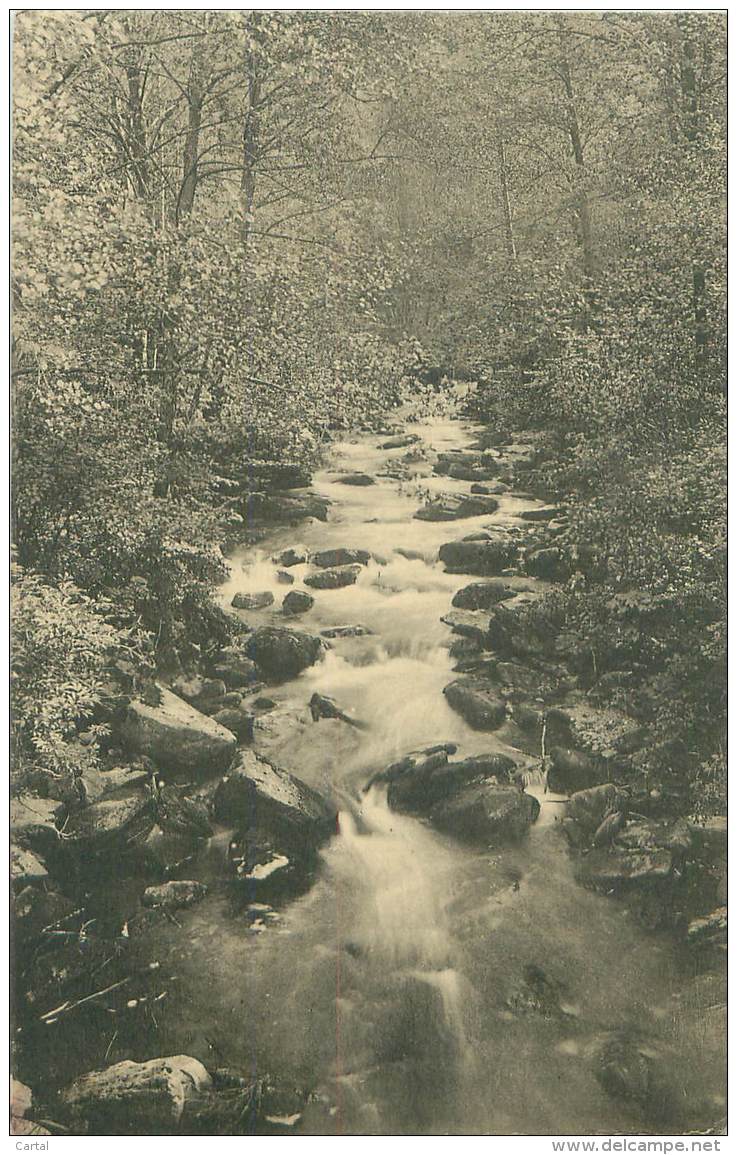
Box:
241;15;262;242
556;22;596;282
125;58;150;201
179;52;205;220
241;72;260;238
496;132;517;262
678;14;708;363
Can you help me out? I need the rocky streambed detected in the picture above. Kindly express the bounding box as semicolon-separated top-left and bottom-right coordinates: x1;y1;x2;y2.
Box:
11;410;726;1136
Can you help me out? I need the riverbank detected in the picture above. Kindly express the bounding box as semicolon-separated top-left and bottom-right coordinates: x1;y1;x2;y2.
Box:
11;402;726;1136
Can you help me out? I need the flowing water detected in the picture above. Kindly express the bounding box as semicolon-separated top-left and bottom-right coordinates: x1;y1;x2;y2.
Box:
145;413;725;1135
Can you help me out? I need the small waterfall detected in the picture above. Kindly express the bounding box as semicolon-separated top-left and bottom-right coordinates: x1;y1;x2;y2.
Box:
330;787;456;971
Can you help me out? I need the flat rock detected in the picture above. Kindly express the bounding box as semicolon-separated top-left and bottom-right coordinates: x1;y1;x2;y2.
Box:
320;624;373;638
142;881;208;911
311;547;370;568
471;482;508;495
60;1056;212;1134
247;491;330;524
334;472;376;486
577;845;673;892
439;538;517;575
520;506;563;522
434;450;500;482
122;687;237;779
414;493;499;522
304;564;362;590
231;590;274;610
452;580;515;610
380;434;421;449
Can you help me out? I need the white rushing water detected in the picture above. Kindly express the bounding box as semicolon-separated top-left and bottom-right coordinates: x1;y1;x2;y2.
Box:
144;412;725;1135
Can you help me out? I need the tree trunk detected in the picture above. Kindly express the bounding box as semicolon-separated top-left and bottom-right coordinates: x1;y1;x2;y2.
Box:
125;57;150;202
678;14;708;363
556;23;596;283
178;50;206;220
241;18;262;241
496;132;517;262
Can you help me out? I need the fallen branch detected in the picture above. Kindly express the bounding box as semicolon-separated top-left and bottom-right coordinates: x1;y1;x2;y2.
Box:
40;977;130;1024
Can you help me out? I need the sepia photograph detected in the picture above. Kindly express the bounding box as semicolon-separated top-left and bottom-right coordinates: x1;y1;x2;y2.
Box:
9;7;727;1139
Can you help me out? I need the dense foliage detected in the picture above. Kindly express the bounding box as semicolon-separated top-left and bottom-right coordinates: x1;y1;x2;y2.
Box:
12;12;725;813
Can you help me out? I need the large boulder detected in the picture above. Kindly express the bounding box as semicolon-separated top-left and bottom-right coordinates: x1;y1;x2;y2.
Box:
544;703;645;758
367;742;457;791
68;764;151;809
246;491;330;524
282;589;314;615
562;783;624;847
443;678;507;730
430;782;540;843
214;750;335;853
386;751;517;812
273;545;309;568
154;785;213;839
524;546;570;581
304;564;362;590
238;461;311;492
452;580;515;610
440;609;490;647
414;493;499;522
595;1036;653;1108
486;594;549;659
231;591;274;611
171;675;228;714
11;844;48;886
61;791;156;855
59;1056;212;1135
209;648;260;691
576;844;673;893
121;688;237;779
520;506;563;522
311;547;370;568
246;626;323;681
438;538;517;575
434;450;500;482
547;746;607;794
10;794;63;856
210;705;254;743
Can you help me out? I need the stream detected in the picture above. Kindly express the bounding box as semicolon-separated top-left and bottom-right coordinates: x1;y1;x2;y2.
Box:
143;413;726;1135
